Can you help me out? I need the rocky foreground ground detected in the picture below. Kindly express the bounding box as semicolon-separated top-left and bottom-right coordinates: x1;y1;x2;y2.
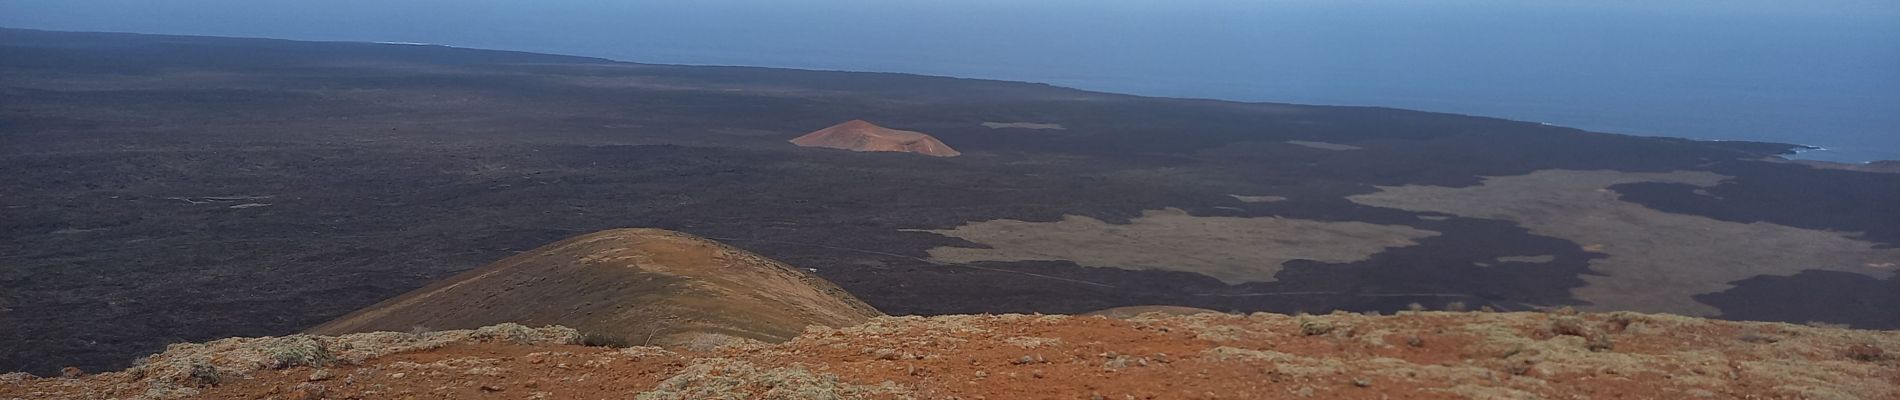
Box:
5;310;1896;400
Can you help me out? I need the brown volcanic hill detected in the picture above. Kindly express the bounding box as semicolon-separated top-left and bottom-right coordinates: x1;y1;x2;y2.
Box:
306;228;882;347
790;119;962;157
10;312;1897;399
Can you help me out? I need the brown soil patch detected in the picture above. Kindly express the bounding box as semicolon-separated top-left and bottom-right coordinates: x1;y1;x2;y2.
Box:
914;208;1438;283
1348;169;1900;315
9;312;1896;399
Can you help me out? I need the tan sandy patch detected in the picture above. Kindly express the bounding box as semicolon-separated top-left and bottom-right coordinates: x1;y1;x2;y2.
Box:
1287;140;1364;151
980;122;1065;130
912;208;1438;283
1495;255;1557;264
1229;194;1288;203
1348;169;1900;315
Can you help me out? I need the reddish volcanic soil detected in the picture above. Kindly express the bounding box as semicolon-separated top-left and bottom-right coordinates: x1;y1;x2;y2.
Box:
8;311;1896;399
790;120;962;157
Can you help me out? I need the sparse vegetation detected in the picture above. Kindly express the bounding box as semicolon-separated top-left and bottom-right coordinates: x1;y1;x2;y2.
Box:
1737;327;1780;344
1846;343;1886;362
1443;301;1468;312
1549;316;1589;337
634;358;910;400
1586;334;1614;352
580;332;632;348
266;336;335;369
1807;321;1851;329
184;360;220;387
7;315;1900;399
1298;318;1335;336
470;323;568;345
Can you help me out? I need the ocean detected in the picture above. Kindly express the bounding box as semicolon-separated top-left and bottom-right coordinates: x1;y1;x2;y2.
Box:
4;1;1896;161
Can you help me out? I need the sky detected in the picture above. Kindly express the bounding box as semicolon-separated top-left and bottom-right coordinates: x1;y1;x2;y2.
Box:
4;0;1898;161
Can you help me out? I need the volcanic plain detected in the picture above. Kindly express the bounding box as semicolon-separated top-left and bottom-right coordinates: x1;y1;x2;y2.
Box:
2;28;1897;375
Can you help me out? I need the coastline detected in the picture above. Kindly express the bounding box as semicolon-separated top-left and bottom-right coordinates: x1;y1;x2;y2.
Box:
11;26;1896;164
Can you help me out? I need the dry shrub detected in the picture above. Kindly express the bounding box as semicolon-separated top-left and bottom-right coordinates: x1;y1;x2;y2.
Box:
1846;343;1886;362
1549;317;1589;337
580;332;631;348
266;336;334;369
1299;318;1335;336
1737;327;1780;344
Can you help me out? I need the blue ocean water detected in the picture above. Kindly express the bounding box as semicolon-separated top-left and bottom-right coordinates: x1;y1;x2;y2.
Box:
4;1;1896;161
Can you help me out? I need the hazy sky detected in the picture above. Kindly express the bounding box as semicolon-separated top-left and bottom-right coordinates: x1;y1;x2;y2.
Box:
5;1;1897;160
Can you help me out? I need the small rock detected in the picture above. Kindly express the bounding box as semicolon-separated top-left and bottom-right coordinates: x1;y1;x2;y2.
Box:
58;367;84;379
308;369;334;382
1352;377;1372;388
1299;320;1334;336
874;348;901;361
480;384;504;392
